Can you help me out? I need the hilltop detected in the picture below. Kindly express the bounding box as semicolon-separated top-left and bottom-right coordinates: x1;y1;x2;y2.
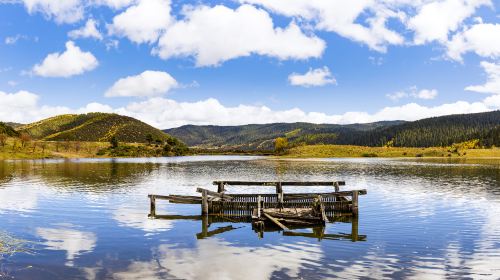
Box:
19;113;176;144
165;111;500;150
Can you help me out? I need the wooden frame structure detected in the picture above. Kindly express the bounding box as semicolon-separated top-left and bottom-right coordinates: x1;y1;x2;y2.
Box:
149;180;366;219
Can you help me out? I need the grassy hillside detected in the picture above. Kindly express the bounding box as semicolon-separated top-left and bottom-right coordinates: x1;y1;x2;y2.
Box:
19;113;177;144
166;111;500;150
165;121;404;150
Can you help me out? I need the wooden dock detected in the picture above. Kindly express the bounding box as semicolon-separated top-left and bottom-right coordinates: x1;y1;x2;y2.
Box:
148;180;367;219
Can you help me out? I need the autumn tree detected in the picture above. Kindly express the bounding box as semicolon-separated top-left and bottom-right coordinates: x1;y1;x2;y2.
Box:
274;137;288;154
19;133;31;148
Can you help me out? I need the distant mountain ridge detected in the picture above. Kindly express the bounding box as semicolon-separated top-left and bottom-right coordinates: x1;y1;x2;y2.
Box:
18;113;179;144
165;111;500;149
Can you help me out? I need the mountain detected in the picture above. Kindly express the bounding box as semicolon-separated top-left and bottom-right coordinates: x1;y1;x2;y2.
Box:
18;113;179;144
164;121;405;150
5;122;24;129
165;111;500;149
0;122;19;137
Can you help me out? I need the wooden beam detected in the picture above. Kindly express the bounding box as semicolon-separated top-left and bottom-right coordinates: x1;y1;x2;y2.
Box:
213;181;346;186
263;212;289;231
196;188;233;200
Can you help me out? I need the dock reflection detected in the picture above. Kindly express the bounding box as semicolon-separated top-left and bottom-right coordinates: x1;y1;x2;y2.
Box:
150;214;366;242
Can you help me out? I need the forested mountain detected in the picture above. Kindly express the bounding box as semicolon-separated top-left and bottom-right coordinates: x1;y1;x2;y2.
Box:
165;111;500;150
165;121;404;150
18;113;182;144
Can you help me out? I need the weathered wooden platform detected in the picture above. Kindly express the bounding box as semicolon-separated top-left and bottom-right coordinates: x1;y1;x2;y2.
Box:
148;180;367;218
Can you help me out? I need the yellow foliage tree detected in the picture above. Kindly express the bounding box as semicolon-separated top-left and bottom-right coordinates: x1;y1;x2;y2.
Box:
274;137;288;154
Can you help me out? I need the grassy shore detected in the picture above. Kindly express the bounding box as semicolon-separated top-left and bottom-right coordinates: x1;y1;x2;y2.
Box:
284;144;500;158
0;137;185;159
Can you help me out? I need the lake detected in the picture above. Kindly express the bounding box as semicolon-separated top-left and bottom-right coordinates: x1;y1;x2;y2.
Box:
0;156;499;279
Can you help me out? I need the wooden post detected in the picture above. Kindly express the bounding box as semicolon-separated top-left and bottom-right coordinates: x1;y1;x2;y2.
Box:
351;190;359;216
201;214;209;238
257;195;261;218
149;195;156;217
202;189;209;215
351;215;359;242
217;182;225;193
276;182;283;207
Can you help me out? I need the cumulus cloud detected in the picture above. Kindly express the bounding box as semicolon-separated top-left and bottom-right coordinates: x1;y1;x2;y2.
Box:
408;0;491;44
239;0;404;52
288;67;336;87
465;61;500;94
20;0;84;24
387;86;438;101
105;70;178;97
107;0;171;44
154;4;325;67
32;41;98;77
447;23;500;61
68;19;103;40
0;89;497;129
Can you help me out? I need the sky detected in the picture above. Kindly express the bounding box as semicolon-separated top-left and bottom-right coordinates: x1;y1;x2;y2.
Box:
0;0;499;129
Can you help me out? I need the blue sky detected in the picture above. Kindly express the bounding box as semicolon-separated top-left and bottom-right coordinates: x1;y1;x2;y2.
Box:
0;0;499;128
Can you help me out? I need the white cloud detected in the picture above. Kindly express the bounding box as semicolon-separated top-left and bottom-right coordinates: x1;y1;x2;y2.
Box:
107;0;171;44
0;89;496;129
239;0;404;52
68;19;103;40
465;61;500;94
288;67;336;87
21;0;84;24
32;41;98;78
407;0;491;44
154;4;325;67
387;86;438;101
415;89;438;100
4;34;28;45
386;91;408;101
105;70;178;97
92;0;136;9
447;23;500;61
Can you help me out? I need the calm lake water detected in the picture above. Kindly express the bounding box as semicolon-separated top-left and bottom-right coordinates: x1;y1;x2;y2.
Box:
0;156;499;279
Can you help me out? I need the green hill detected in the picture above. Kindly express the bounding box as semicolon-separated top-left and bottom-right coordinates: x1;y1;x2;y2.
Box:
165;111;500;149
18;113;180;144
164;121;405;150
0;122;19;137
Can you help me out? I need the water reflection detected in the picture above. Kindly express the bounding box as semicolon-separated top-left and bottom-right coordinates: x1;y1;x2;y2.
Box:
112;239;323;280
36;225;97;266
0;157;498;279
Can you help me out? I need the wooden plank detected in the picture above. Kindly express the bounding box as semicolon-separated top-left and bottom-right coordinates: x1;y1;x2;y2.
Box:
196;188;233;200
263;212;289;231
213;181;346;186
